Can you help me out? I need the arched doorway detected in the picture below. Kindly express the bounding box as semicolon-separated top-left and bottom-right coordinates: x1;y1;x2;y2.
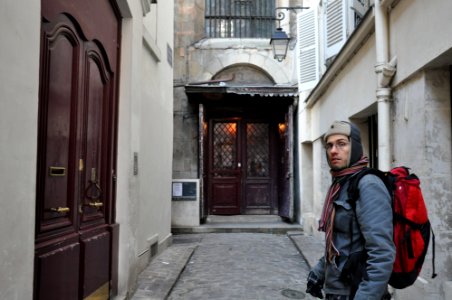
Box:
186;65;296;220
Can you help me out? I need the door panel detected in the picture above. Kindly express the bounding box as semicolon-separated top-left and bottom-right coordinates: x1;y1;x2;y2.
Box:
243;122;272;213
80;43;111;226
81;230;111;298
35;237;80;300
78;41;113;298
209;121;241;214
244;183;270;206
278;106;294;220
212;182;240;207
37;15;80;235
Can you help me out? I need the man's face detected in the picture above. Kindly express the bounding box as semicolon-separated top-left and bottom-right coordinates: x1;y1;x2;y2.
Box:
325;134;350;170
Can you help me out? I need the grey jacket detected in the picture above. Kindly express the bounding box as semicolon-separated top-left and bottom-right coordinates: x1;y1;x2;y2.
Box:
312;174;396;300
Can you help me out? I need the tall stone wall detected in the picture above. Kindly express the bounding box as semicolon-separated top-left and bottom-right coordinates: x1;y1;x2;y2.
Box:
392;68;452;299
173;0;205;179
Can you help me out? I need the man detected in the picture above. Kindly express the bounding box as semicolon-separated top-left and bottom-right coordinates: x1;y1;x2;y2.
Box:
306;121;395;300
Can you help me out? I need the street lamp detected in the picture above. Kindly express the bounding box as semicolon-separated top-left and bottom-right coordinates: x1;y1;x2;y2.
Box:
270;27;290;62
270;6;309;62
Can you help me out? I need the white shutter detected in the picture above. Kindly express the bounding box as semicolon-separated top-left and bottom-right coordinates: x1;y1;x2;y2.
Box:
324;0;347;60
297;7;319;91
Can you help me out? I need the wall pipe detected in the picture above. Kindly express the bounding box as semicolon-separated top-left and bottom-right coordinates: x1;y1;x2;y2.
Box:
374;0;396;171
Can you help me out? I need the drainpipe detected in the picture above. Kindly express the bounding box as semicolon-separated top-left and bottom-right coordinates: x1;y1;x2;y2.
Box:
374;0;396;172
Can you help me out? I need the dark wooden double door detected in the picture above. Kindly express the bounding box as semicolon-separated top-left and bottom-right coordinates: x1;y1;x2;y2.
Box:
208;115;290;216
34;1;120;299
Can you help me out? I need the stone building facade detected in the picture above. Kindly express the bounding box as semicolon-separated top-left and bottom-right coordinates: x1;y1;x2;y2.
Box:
173;0;303;225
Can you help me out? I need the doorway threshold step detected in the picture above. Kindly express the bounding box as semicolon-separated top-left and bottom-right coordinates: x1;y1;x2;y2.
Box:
172;215;302;234
206;215;283;223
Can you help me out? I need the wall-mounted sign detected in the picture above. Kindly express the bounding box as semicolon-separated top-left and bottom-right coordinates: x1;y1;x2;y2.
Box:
172;180;198;201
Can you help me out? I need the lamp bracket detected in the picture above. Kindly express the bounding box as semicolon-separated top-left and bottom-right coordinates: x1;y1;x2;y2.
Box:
274;6;310;27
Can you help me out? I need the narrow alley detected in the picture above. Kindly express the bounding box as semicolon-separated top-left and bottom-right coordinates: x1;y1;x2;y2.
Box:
132;233;319;300
2;1;451;299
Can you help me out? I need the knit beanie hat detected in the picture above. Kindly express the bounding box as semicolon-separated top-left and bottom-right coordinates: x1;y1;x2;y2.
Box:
324;121;363;168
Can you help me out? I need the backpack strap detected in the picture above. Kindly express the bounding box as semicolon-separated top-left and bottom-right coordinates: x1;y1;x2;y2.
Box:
345;168;392;258
431;227;437;278
347;168;392;209
340;168;383;288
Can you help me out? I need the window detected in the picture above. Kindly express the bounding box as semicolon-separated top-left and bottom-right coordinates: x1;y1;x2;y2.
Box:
324;0;371;64
296;0;372;91
205;0;275;38
298;7;319;91
324;0;347;61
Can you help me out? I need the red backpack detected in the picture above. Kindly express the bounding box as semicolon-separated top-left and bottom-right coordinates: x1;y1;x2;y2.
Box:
348;166;437;289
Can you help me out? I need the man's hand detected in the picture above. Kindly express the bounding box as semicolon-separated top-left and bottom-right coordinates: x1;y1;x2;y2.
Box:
306;271;324;299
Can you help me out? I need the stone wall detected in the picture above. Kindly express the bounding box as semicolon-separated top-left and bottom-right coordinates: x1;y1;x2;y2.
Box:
392;68;452;299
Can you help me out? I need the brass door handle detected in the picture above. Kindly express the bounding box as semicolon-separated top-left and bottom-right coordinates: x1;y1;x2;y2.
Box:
87;201;103;208
49;207;70;213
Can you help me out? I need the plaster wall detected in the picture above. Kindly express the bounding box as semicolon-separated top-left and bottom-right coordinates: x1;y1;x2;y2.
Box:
390;0;452;85
172;197;201;227
391;69;452;300
137;0;174;252
305;139;330;238
115;0;174;298
0;1;40;299
298;142;313;228
308;35;377;141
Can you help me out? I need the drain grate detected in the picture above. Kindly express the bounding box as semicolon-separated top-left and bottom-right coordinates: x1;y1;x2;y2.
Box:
281;288;305;299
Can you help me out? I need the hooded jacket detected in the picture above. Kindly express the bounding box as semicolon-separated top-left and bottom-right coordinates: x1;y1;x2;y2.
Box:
314;121;396;299
312;172;395;299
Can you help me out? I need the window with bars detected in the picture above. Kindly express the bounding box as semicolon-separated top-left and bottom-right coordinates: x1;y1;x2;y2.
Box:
205;0;275;38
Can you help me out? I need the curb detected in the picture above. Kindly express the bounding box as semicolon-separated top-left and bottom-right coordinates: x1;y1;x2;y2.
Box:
287;231;325;269
131;244;197;299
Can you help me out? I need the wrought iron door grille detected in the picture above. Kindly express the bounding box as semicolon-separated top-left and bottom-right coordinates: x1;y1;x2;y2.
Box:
247;123;269;177
205;0;275;38
213;123;237;170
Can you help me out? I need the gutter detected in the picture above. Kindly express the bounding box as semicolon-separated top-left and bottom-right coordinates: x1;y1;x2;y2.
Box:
374;0;397;172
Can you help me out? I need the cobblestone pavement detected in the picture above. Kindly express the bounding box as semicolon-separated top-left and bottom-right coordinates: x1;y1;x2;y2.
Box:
167;233;311;300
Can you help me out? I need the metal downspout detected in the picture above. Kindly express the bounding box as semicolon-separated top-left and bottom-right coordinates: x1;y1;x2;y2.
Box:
374;1;396;171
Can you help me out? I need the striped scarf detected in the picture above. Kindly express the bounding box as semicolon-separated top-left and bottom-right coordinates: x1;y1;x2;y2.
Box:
319;156;369;263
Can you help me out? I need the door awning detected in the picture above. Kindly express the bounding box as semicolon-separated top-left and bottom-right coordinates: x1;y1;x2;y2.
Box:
185;84;298;98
